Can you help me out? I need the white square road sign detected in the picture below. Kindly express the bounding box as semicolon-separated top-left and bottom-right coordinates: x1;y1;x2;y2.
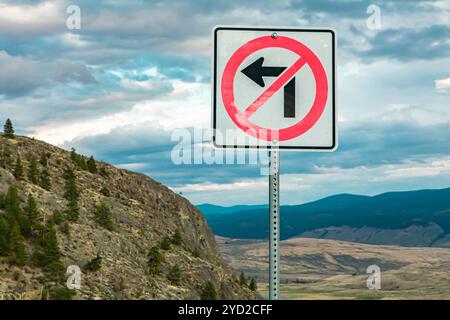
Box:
212;26;337;151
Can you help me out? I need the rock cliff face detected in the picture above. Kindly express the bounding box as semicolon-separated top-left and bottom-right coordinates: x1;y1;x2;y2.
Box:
0;135;255;300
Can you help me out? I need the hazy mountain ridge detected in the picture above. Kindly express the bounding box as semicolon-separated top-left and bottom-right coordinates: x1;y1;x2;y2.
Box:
0;135;256;300
201;188;450;247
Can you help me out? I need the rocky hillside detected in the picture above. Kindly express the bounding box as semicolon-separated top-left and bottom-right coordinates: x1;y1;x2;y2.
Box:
0;134;256;300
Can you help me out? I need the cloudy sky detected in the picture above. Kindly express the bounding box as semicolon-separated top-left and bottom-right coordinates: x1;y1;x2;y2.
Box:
1;0;449;205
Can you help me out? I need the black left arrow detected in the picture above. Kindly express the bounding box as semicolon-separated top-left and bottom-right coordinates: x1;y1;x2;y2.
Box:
241;57;286;87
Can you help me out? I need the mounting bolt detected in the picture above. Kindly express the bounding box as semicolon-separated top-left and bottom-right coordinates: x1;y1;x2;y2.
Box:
271;32;278;39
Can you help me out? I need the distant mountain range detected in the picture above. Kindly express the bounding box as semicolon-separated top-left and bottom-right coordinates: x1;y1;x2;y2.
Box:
198;187;450;247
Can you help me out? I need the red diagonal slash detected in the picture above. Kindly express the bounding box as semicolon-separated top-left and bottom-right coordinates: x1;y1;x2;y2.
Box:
241;57;307;119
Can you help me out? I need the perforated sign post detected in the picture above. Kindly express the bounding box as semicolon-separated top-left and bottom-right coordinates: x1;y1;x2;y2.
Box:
212;26;337;299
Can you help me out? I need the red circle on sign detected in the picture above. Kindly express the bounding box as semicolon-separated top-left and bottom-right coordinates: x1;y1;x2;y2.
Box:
221;35;328;141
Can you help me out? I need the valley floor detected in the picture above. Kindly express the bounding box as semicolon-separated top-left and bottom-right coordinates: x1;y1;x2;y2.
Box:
216;236;450;300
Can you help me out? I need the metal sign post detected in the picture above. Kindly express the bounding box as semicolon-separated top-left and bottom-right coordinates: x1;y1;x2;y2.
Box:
269;150;280;300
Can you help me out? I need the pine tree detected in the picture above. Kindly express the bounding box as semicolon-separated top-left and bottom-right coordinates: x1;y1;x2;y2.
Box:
38;153;51;191
0;145;12;169
0;217;8;256
63;167;80;221
28;156;39;184
3;118;15;138
249;277;257;291
39;166;51;191
200;281;217;300
70;148;78;164
13;155;24;180
147;246;163;275
39;153;49;167
171;229;183;246
93;202;114;231
5;186;31;238
87;156;97;174
9;221;27;265
24;194;39;232
50;210;63;226
83;254;102;272
66;198;79;222
41;224;64;281
60;221;70;235
79;157;87;170
5;186;21;222
167;265;182;285
42;225;61;262
63;167;78;200
0;194;5;209
70;148;87;170
99;167;109;177
100;186;110;197
160;236;171;250
239;272;247;287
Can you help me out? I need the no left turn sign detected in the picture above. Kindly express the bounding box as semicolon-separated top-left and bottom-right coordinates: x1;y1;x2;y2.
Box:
212;26;337;151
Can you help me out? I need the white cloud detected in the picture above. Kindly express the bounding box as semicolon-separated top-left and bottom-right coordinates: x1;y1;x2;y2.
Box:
435;77;450;90
61;33;89;48
0;1;65;36
339;57;450;125
380;157;450;180
31;80;210;145
379;104;449;126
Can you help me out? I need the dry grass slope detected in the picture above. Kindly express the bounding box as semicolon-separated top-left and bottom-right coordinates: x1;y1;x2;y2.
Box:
217;236;450;300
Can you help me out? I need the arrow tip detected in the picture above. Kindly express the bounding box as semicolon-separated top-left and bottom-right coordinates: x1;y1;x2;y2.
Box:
241;57;266;87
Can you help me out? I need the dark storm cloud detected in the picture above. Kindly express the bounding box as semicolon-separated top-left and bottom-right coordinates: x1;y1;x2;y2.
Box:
0;51;96;98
